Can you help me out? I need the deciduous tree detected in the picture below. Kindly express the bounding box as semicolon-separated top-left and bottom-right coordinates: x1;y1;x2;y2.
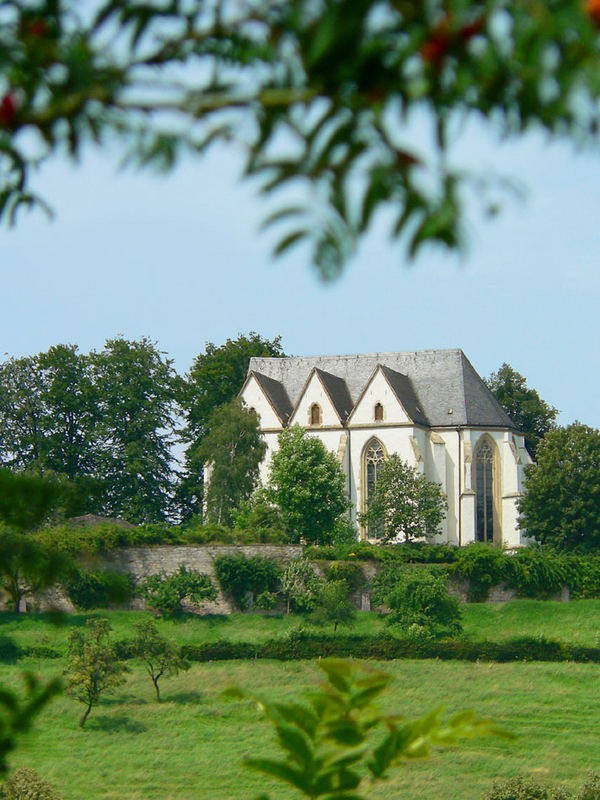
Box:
132;620;189;702
266;426;347;545
91;337;179;523
518;423;600;552
64;618;127;728
198;400;266;527
359;455;446;543
179;334;283;519
485;364;558;458
312;580;356;633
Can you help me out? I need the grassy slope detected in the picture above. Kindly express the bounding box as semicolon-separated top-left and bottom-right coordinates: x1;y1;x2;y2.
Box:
6;657;600;800
3;601;600;799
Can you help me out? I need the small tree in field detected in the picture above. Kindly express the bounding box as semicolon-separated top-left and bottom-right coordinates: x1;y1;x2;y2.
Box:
132;620;189;702
64;618;127;728
360;455;446;543
266;426;347;545
312;581;356;634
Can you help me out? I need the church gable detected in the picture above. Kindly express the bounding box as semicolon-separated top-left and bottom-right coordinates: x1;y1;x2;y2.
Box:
288;368;344;428
347;366;414;426
239;372;285;429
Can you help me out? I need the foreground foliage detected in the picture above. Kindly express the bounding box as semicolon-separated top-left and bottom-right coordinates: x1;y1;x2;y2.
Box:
3;2;600;276
226;658;508;800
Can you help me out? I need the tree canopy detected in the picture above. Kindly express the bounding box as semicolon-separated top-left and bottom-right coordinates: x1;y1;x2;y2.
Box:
484;363;558;458
3;1;600;277
0;338;180;523
179;332;283;519
266;426;347;544
518;423;600;552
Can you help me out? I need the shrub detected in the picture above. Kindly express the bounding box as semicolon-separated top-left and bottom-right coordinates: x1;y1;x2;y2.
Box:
564;556;600;599
214;553;281;610
65;569;135;610
140;566;216;615
577;774;600;800
231;493;289;543
325;562;366;593
2;767;62;800
484;776;572;800
371;563;443;607
386;569;462;637
505;548;567;599
449;543;507;601
280;558;322;613
254;591;279;610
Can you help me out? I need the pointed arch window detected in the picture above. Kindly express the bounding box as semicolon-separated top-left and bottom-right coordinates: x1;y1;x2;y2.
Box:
364;439;386;538
374;403;384;422
475;439;496;543
310;403;322;426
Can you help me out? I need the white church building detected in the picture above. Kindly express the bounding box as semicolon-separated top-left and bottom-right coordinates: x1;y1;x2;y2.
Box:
240;350;531;547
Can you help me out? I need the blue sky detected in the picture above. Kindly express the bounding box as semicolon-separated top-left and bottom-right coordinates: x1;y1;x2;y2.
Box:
1;122;598;428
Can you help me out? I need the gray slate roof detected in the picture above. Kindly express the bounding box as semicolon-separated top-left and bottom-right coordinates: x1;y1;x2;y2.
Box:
248;350;517;430
314;368;354;422
251;372;293;424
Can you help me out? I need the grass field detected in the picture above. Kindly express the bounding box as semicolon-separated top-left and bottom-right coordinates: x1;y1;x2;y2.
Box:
5;657;600;800
3;602;600;800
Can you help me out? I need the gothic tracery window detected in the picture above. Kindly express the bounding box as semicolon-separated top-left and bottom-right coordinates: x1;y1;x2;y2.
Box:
475;439;495;543
310;403;322;426
364;439;385;538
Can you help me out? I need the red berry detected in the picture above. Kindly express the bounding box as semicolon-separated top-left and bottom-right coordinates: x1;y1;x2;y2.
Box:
587;0;600;28
421;34;450;63
0;94;16;125
28;19;47;37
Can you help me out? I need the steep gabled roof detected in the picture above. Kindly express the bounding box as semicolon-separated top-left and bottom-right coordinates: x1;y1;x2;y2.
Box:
314;369;354;422
247;350;518;430
248;371;293;425
379;365;429;426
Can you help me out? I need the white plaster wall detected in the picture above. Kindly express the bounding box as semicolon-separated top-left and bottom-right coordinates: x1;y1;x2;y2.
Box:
349;369;410;426
240;377;282;430
288;373;342;428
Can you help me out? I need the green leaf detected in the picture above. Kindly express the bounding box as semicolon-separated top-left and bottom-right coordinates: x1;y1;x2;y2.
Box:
273;230;310;257
275;722;314;768
245;758;312;795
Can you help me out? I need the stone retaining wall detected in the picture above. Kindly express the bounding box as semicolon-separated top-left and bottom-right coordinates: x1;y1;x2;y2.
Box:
19;546;570;614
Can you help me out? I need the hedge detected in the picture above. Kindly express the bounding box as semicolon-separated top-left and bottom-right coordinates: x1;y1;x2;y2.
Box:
176;633;600;664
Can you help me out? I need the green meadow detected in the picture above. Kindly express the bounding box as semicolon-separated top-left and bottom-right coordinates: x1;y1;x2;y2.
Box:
3;601;600;800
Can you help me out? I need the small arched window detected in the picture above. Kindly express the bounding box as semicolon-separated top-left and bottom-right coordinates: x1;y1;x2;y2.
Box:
374;403;384;422
310;403;322;426
248;407;257;416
